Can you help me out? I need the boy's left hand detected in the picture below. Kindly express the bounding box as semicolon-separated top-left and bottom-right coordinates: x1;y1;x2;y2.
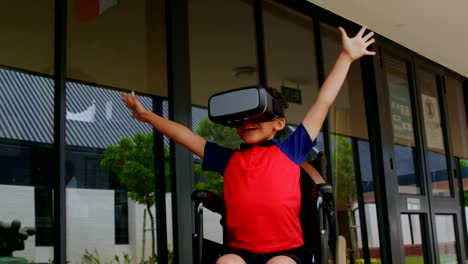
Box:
339;26;376;61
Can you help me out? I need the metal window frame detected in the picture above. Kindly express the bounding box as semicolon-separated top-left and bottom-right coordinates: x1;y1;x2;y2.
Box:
53;0;67;263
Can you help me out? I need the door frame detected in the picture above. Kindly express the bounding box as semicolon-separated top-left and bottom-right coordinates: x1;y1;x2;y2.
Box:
375;39;467;263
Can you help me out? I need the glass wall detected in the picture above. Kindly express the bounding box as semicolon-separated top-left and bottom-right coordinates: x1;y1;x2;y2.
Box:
320;23;381;263
385;56;422;195
0;0;55;262
1;0;466;263
434;214;459;264
188;0;257;245
65;0;168;263
444;75;468;257
263;0;319;126
416;69;451;197
400;213;427;263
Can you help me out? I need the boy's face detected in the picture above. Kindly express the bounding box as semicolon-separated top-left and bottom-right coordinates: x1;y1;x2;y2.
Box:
236;117;286;144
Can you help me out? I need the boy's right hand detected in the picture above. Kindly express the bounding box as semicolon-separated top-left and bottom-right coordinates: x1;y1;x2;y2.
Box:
339;26;376;62
122;91;148;122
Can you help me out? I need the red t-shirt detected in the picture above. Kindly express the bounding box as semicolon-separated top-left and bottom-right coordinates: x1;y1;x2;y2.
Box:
202;124;314;253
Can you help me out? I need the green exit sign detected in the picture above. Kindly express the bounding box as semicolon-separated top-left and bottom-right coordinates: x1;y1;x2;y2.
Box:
281;86;302;104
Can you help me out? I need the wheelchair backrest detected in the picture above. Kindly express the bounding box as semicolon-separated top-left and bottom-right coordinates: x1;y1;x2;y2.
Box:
299;159;336;264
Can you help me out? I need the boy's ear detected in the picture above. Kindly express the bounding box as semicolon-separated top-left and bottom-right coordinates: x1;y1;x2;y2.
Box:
274;117;286;131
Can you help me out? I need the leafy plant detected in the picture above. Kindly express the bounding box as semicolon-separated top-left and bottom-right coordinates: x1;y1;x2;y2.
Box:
464;191;468;207
194;117;242;197
331;135;356;210
81;249;101;264
114;253;133;264
81;250;137;264
460;159;468;168
356;258;381;264
101;133;170;264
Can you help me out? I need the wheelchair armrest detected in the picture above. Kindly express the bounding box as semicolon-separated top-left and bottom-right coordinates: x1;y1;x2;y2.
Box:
316;183;332;194
312;183;338;263
315;184;335;226
191;190;225;215
191;190;226;264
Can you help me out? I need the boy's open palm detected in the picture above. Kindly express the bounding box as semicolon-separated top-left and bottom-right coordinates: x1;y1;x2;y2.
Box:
339;26;376;61
122;92;148;122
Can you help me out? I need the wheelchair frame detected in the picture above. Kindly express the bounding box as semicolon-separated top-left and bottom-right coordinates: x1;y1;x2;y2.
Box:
191;158;346;264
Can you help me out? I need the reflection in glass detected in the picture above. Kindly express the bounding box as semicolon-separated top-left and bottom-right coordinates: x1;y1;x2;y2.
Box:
401;214;426;264
358;140;381;262
0;68;54;262
66;83;156;263
330;135;361;262
189;0;257;106
264;0;318;126
67;0;168;262
35;187;54;247
321;23;378;263
385;57;421;194
435;215;459;264
188;0;257;245
463;159;468;236
444;76;468;241
0;0;54;73
417;69;450;197
445;76;468;159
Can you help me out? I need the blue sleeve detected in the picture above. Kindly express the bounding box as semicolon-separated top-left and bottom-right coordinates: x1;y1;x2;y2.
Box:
278;123;316;165
202;141;235;175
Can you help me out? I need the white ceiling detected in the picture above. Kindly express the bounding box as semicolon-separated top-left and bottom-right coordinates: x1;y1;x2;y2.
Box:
306;0;468;78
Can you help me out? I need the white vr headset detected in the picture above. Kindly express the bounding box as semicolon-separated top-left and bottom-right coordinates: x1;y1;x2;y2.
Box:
208;86;285;127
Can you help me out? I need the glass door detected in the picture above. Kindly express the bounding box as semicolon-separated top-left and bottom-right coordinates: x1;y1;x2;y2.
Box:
414;62;464;264
381;50;466;264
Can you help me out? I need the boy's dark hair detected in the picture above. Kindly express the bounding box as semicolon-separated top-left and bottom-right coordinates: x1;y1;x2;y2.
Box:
265;87;289;110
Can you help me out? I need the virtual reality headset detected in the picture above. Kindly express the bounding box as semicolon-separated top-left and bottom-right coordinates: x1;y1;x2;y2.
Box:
208;86;285;127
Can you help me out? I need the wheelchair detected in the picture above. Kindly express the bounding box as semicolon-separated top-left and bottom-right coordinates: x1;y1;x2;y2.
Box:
191;152;346;264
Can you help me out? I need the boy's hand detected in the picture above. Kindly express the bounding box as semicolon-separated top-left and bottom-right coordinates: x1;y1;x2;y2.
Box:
339;26;376;61
122;91;148;122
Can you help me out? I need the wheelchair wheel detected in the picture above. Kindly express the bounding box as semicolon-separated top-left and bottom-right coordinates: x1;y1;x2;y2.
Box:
334;235;346;264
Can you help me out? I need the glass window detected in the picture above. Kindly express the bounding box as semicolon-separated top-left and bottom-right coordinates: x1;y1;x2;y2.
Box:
400;214;427;264
115;189;129;245
188;0;257;245
444;75;468;255
321;23;381;263
416;69;450;197
263;0;319;126
385;56;421;195
434;215;459;264
66;0;167;263
35;187;54;247
189;0;257;106
463;158;468;235
358;140;382;261
0;0;54;73
445;76;468;160
0;0;54;260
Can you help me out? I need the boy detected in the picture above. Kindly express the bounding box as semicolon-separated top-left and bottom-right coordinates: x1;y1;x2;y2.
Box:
122;26;375;264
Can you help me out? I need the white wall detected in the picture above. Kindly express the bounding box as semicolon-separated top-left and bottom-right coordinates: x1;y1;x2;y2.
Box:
66;188;116;262
0;185;36;260
3;184;464;263
0;185;224;264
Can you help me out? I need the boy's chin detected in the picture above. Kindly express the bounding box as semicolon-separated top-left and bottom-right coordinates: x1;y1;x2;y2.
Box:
243;139;261;145
241;136;271;145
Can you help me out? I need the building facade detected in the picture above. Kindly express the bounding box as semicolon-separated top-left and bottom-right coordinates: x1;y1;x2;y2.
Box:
0;0;467;263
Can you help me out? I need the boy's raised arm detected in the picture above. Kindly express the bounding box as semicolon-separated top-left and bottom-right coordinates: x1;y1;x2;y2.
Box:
302;26;376;141
122;91;207;158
